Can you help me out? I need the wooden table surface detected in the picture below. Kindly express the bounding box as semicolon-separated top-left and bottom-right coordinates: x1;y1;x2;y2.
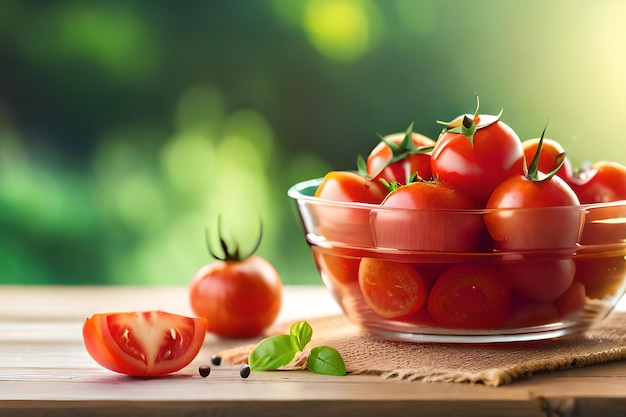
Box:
2;285;626;417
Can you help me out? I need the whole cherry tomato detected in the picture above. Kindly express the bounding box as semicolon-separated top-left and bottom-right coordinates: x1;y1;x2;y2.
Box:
363;122;435;185
313;171;388;247
83;311;207;377
484;133;582;250
358;257;428;319
426;264;512;329
430;101;524;205
502;258;575;303
314;171;387;204
568;160;626;204
372;180;483;252
189;221;282;338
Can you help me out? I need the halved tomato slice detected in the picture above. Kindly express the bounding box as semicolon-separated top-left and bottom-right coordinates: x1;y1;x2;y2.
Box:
83;311;207;377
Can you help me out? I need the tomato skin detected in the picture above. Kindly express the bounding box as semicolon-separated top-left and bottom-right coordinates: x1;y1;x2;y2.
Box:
505;296;560;328
313;171;387;247
367;132;435;184
189;256;282;338
431;116;524;205
358;258;428;319
554;280;586;319
314;171;387;204
372;181;483;252
568;161;626;204
426;264;512;329
315;252;361;285
83;311;207;377
521;137;573;181
484;175;582;250
502;258;575;303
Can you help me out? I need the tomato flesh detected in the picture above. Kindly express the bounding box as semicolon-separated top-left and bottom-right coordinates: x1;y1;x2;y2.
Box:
358;258;428;318
83;311;207;377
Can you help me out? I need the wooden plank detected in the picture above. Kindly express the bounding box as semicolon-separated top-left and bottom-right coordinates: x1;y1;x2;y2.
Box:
2;285;626;416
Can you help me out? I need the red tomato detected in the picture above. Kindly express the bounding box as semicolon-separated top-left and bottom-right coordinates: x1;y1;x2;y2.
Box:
554;280;586;319
314;170;387;204
431;111;524;205
505;295;560;328
521;137;573;181
568;161;626;204
366;126;435;185
484;174;582;250
190;255;282;338
83;311;207;377
313;171;387;247
502;258;575;303
315;252;361;285
426;264;512;329
358;258;428;319
371;180;484;252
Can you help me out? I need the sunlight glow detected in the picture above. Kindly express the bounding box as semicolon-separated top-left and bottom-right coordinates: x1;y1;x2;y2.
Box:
304;0;371;61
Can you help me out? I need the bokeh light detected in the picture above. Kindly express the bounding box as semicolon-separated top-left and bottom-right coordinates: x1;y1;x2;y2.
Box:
1;0;625;286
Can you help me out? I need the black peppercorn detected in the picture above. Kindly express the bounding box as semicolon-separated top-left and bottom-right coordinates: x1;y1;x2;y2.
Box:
198;365;211;378
240;364;251;379
211;355;222;366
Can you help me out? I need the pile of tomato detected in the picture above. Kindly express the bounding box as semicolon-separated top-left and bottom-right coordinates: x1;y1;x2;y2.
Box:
313;102;626;330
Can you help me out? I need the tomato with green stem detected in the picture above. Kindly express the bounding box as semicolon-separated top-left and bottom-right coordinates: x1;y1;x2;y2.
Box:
521;137;573;181
83;311;207;377
430;98;524;205
360;122;435;185
189;218;282;339
484;127;582;250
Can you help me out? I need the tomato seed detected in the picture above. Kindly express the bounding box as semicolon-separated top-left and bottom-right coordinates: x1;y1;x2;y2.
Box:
198;365;211;378
211;355;222;366
240;364;251;379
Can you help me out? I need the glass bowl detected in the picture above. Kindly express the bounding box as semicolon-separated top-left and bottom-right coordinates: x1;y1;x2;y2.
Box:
288;178;626;343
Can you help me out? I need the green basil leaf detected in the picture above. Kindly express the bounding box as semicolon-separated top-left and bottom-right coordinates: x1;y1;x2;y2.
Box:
290;320;313;351
306;345;346;376
248;334;297;371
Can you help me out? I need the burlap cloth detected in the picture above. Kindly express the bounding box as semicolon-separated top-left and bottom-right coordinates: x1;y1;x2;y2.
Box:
218;311;626;386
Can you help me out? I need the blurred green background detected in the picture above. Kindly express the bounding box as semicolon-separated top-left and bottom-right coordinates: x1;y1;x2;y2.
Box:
1;0;625;286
